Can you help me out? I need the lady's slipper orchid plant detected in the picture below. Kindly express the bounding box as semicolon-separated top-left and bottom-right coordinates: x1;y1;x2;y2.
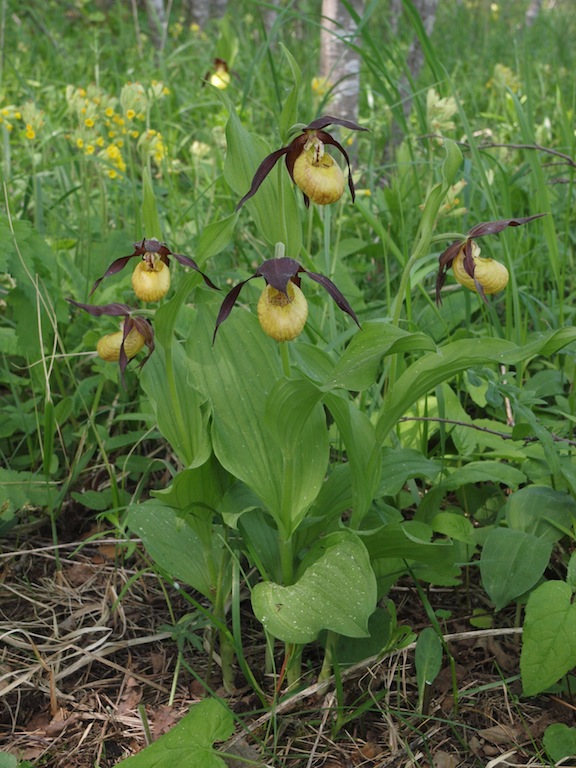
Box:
67;299;155;381
435;214;547;305
236;116;368;209
213;256;360;343
90;237;219;301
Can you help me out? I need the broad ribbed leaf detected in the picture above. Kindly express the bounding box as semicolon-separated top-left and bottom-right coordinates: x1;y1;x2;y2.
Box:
251;532;377;643
376;329;576;443
327;320;436;391
126;501;228;600
223;98;302;255
141;342;211;468
186;305;328;537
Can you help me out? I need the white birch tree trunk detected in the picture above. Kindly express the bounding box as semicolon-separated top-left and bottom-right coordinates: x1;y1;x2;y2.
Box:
319;0;363;123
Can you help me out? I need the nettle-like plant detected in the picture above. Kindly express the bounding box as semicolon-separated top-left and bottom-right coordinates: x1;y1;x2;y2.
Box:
70;53;576;705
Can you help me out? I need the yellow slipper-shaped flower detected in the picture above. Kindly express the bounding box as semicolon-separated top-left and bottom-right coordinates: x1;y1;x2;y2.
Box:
257;281;308;342
292;147;345;205
132;259;171;302
97;327;145;362
452;241;509;295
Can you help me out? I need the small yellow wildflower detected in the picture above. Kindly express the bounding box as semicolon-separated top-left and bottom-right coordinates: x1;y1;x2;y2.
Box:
96;136;105;147
76;137;84;149
25;126;36;140
105;106;115;117
85;144;95;155
311;76;332;97
108;169;118;179
126;109;136;120
85;117;95;128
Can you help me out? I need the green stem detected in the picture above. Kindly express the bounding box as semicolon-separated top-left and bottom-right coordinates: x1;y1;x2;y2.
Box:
322;205;337;340
318;630;337;682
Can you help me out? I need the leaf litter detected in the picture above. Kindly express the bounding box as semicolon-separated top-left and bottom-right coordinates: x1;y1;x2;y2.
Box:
1;527;575;767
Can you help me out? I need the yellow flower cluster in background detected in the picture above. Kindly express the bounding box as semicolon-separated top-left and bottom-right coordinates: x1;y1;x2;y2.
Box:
0;100;44;142
65;80;170;178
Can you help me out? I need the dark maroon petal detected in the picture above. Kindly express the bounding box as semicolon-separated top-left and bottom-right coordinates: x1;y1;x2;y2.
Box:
467;213;548;238
132;316;155;348
462;239;476;278
318;131;357;202
284;138;307;183
306;115;368;133
213;276;258;343
67;298;133;317
117;315;135;383
132;317;156;370
438;240;463;271
436;240;465;305
90;253;139;295
236;147;291;210
257;257;302;292
304;270;360;327
170;253;220;290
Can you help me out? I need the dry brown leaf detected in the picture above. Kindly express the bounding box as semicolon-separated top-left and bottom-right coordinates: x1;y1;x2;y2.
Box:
117;676;143;715
64;562;95;587
359;741;384;760
151;704;181;738
433;749;459;768
478;723;523;746
44;712;79;737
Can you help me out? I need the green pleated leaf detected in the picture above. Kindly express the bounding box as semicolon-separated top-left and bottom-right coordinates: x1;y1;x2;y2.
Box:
378;448;441;497
480;528;552;611
222;98;302;255
376;328;576;443
440;460;526;490
324;392;382;527
126;501;228;600
278;44;302;143
186;306;328;537
140;342;212;468
521;580;576;696
327;320;436;391
251;531;377;643
195;211;239;266
264;377;324;454
364;521;454;572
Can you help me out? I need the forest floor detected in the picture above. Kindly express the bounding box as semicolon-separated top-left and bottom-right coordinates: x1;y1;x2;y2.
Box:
1;508;573;768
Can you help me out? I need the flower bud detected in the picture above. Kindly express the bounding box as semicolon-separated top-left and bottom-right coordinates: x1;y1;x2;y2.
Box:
132;259;170;302
97;327;145;362
292;147;345;205
257;281;308;342
452;241;509;295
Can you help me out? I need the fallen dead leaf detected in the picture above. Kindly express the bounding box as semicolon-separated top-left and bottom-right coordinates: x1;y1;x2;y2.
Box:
433;750;459;768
